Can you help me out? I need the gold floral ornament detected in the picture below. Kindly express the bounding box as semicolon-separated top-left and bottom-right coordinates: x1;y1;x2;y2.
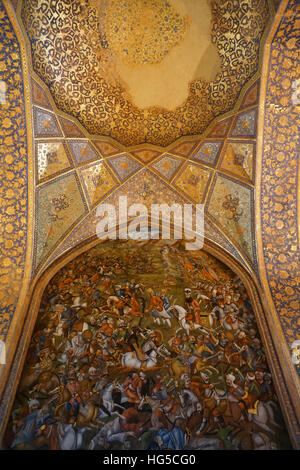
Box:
97;0;190;66
0;3;28;340
222;194;244;223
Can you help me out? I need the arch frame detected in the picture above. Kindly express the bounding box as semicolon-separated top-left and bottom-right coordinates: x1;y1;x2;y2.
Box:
0;232;298;448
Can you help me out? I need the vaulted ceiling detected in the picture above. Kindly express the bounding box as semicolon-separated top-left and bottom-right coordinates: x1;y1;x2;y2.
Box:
31;75;260;275
20;0;279;278
22;0;272;146
1;0;300;448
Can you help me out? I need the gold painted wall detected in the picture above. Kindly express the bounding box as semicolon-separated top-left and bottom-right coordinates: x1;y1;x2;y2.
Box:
0;0;299;449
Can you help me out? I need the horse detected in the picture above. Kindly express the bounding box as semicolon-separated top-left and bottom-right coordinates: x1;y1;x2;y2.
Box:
121;344;170;369
248;400;283;435
169;357;190;378
178;388;200;418
88;416;139;449
168;305;190;335
56;422;89;450
152;307;173;328
107;296;120;315
187;436;225;450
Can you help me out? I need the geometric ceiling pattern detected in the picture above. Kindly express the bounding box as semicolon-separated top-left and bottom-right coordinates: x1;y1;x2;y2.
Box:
207;174;255;262
150;155;183;181
79;161;117;207
33;106;62;138
34;172;87;268
219;141;255;184
32;84;259;273
15;0;277;277
22;0;272;146
35;140;73;183
3;0;277;282
190;141;223;166
173;163;213;204
68;140;101;166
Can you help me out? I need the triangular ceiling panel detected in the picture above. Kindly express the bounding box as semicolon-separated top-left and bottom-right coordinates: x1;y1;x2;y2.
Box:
31;79;52;109
170;140;200;157
207;174;255;261
33;107;62;138
173;162;213;203
34;172;87;270
59;117;85;137
150;154;183;181
130;149;162;163
190;141;223;166
240;80;259;109
230;109;257;137
79;161;117;207
219;141;255;184
68;140;101;166
93;140;122;157
106;154;142;181
207;116;232;138
36;140;73;183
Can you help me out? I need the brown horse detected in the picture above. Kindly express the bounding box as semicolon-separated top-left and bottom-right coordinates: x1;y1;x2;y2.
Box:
185;398;245;436
169;358;189;378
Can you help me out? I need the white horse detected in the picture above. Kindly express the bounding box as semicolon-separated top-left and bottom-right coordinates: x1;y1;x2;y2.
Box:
91;381;126;418
248;400;283;435
152;307;173;328
170;305;201;334
121;344;170;369
89;416;135;449
178;388;200;418
169;305;191;335
187;437;224;450
56;423;89;450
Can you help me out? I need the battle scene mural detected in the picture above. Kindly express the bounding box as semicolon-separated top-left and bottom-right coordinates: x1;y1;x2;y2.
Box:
4;240;291;450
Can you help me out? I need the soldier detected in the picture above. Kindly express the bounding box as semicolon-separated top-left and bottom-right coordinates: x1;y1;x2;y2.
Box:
184;288;202;324
192;371;227;433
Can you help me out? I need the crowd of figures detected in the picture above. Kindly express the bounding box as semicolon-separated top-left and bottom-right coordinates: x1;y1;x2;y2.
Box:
5;241;290;450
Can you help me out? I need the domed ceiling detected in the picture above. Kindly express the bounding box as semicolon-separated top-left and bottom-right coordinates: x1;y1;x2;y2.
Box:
22;0;271;146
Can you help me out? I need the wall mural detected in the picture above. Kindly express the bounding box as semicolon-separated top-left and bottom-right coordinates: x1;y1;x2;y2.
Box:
4;240;290;450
